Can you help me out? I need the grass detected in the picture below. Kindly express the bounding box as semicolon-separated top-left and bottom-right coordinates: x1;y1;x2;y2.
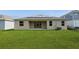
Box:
0;30;79;49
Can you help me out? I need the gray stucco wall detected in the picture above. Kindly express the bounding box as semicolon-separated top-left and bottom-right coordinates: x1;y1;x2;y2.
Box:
14;21;29;29
47;20;67;30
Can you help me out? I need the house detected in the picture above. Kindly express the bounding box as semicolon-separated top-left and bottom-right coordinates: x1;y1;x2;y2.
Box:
61;10;79;28
0;15;14;30
14;15;68;30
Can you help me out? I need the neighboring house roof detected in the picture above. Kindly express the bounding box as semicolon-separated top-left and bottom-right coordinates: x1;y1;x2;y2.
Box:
15;15;66;21
61;10;79;20
61;10;79;17
0;15;13;21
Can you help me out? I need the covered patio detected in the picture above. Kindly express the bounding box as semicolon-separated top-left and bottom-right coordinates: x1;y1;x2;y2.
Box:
29;21;47;29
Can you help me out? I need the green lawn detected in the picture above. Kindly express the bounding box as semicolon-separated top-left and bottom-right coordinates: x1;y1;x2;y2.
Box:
0;30;79;49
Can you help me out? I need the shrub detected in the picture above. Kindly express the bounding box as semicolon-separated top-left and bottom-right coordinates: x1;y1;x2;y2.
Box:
55;27;62;30
67;26;75;30
67;26;79;31
67;27;75;30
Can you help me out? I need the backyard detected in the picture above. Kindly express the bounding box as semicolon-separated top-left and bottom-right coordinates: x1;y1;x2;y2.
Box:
0;30;79;49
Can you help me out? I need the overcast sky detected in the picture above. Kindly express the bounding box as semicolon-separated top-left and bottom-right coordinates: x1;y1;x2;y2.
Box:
0;10;71;18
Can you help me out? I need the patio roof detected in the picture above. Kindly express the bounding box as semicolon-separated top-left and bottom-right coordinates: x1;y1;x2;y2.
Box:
14;16;67;21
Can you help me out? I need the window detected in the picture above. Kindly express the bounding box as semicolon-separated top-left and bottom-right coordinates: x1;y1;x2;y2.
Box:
49;21;52;26
61;21;65;26
19;21;24;26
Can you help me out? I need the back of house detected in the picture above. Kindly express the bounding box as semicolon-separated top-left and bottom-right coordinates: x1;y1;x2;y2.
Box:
14;15;68;30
